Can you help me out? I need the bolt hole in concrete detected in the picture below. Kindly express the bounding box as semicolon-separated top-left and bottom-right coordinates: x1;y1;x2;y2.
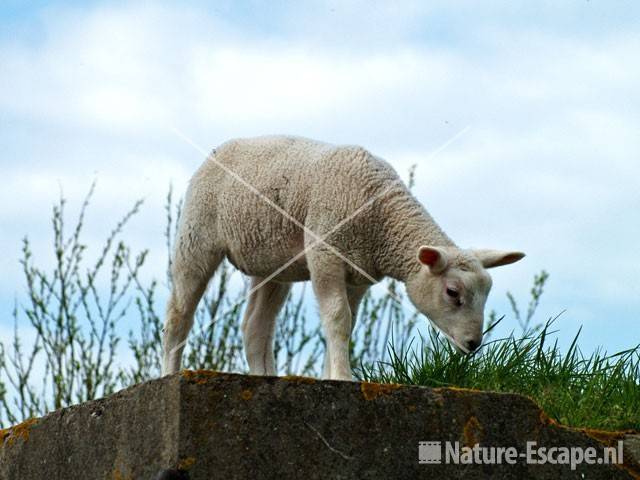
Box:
153;469;190;480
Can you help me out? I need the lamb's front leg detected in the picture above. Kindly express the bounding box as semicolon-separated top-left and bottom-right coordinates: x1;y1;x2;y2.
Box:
311;266;353;381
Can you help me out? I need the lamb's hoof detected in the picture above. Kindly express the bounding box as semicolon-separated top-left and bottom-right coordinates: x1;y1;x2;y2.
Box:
153;469;190;480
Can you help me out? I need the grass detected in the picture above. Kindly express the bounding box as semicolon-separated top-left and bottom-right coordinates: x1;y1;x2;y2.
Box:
359;318;640;431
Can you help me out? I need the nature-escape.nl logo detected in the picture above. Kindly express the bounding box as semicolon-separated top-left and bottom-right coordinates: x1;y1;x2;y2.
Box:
418;440;624;470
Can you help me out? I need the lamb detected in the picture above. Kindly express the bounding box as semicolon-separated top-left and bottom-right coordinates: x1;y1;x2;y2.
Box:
162;135;524;380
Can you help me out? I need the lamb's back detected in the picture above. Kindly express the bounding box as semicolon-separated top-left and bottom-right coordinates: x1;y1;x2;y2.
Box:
188;135;403;280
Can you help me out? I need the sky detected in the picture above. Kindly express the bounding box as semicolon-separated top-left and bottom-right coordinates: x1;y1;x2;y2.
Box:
1;0;639;355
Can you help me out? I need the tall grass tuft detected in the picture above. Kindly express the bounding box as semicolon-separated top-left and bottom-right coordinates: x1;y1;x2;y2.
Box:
359;319;640;431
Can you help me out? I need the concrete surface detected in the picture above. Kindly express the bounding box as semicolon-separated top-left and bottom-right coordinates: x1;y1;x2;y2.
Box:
0;371;638;479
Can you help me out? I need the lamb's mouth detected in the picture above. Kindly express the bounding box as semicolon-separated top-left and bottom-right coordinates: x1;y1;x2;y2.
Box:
425;317;472;355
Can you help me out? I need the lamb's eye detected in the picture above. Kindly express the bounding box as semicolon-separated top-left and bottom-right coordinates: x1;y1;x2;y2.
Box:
446;288;459;299
446;288;463;306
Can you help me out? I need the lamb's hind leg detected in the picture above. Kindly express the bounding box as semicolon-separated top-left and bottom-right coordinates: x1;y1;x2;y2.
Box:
162;248;223;376
242;277;291;375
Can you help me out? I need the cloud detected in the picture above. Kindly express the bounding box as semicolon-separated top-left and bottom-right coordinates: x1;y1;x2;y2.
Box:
1;1;639;353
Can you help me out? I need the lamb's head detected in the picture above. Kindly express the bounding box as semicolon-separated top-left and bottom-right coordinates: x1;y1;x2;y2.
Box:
405;246;524;354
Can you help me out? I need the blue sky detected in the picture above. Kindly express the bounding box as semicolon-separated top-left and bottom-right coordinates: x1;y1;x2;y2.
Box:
1;1;639;356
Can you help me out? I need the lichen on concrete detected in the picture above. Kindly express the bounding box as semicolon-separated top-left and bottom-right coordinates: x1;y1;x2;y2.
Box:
177;456;196;470
0;418;38;448
463;415;483;447
359;381;401;400
181;370;220;385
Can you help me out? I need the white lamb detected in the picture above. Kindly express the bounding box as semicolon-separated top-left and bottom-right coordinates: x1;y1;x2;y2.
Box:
162;135;524;380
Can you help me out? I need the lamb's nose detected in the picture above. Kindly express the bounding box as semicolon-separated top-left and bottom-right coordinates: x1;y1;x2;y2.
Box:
464;338;481;352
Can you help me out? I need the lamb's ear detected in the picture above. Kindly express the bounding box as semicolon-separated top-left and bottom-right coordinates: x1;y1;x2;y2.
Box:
473;249;525;269
417;246;448;274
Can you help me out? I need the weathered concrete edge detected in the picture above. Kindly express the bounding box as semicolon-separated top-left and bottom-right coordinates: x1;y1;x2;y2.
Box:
0;373;183;479
180;369;640;478
1;370;639;478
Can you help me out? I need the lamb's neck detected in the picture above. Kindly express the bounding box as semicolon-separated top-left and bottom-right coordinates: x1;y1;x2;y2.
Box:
375;191;455;282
